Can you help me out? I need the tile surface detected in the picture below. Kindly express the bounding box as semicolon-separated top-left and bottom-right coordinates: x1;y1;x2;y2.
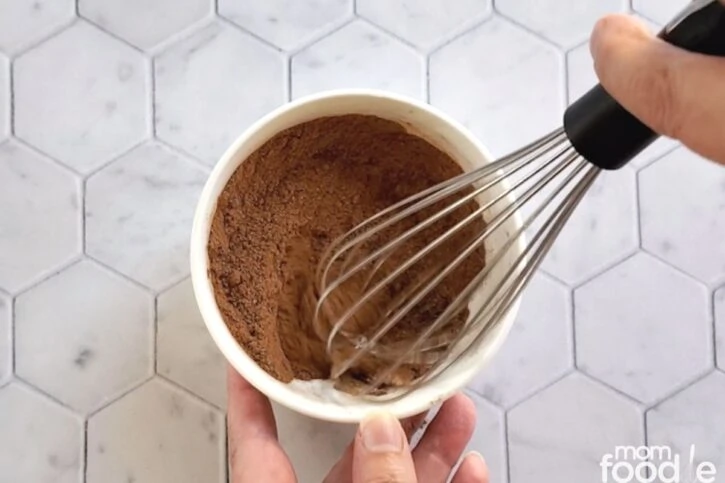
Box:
2;2;725;482
575;253;712;404
87;378;225;483
508;373;643;483
86;143;206;290
14;21;149;174
542;168;639;285
648;372;725;476
15;260;153;413
430;17;563;157
157;278;226;409
292;20;425;100
155;22;285;165
0;383;83;483
0;0;74;54
358;0;491;50
219;0;351;51
470;273;572;408
80;0;213;50
496;0;626;48
0;141;81;293
640;147;725;284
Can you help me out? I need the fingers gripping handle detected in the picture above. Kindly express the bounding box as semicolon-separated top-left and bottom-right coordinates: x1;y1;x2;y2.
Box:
563;0;725;170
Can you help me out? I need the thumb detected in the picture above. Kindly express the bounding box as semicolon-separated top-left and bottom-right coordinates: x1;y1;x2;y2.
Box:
353;413;417;483
590;13;725;164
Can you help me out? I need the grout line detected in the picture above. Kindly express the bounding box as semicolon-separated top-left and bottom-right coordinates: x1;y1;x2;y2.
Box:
10;16;78;59
80;177;87;254
569;284;578;368
561;48;570;107
79;17;145;55
503;411;512;483
424;55;431;104
153;296;159;374
285;54;292;103
154;138;211;172
14;375;82;415
10;296;16;379
287;16;356;57
635;169;644;249
215;16;284;54
711;288;718;369
82;138;148;179
74;0;79;16
8;58;14;138
157;374;226;412
149;57;156;138
83;254;155;294
11;255;84;298
505;368;574;412
493;12;562;51
10;137;86;178
82;419;89;483
86;373;155;418
569;249;640;291
639;248;711;291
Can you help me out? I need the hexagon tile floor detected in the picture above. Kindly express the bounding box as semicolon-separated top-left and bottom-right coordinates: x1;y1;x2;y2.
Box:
1;1;724;482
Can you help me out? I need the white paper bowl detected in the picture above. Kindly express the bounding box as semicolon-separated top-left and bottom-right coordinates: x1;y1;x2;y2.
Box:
190;89;525;423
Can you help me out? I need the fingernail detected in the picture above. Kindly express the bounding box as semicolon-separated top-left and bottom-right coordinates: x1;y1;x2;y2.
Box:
360;413;404;453
466;450;486;463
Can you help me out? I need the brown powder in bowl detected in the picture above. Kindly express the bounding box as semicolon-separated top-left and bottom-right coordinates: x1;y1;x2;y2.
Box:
208;114;486;394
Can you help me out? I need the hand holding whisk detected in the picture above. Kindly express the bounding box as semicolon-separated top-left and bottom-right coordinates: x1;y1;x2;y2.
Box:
314;0;725;399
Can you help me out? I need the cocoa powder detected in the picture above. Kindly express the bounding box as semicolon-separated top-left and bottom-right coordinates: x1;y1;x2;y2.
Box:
208;114;486;393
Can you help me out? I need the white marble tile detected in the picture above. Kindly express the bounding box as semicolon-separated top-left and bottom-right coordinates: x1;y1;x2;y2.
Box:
565;33;680;170
542;168;639;285
640;147;725;284
430;17;563;158
80;0;213;50
0;292;10;386
648;372;725;477
155;22;284;166
87;378;226;483
219;0;351;51
464;392;507;483
86;142;206;290
508;372;644;483
496;0;626;48
291;20;425;100
633;0;685;24
358;0;490;50
15;260;153;414
14;21;149;174
0;0;74;54
0;141;81;293
575;253;712;404
0;382;83;483
715;287;725;371
158;278;226;409
469;273;572;408
0;55;7;141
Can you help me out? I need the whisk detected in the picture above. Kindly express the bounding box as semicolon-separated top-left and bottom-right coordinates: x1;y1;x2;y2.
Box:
314;0;725;399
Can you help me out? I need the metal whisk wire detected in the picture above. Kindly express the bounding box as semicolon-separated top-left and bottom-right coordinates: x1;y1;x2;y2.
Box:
314;127;600;399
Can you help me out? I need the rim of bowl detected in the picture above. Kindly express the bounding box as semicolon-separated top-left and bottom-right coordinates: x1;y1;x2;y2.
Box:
190;88;525;423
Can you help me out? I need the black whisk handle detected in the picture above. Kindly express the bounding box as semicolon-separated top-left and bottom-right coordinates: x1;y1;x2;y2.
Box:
563;0;725;170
